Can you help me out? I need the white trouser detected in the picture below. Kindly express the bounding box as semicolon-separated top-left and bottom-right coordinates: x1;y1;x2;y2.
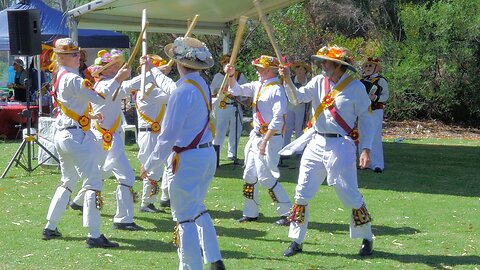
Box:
370;109;384;169
72;130;136;224
242;133;291;218
212;104;243;158
138;130;168;206
284;103;306;148
170;147;221;269
45;129;103;238
288;134;373;243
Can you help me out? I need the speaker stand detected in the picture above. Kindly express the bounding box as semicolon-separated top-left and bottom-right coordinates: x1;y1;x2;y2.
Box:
1;58;59;178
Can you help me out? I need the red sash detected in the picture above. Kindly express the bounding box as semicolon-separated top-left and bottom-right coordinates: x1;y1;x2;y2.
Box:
324;78;359;145
171;80;213;174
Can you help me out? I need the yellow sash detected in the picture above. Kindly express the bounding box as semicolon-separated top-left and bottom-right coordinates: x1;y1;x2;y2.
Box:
94;114;121;151
135;100;166;134
185;79;216;138
56;100;91;132
252;81;281;134
310;76;354;126
252;81;281;108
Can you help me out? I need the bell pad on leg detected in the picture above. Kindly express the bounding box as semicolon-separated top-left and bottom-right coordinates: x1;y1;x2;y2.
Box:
243;183;255;199
352;203;372;226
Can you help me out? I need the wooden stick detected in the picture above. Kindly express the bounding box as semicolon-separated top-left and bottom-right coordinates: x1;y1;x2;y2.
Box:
253;0;299;105
213;16;248;111
112;21;149;101
140;9;148;97
166;14;200;67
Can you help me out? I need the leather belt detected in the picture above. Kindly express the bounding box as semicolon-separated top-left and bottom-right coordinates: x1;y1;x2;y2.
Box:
315;131;342;138
64;126;80;130
254;132;282;137
196;142;213;149
138;127;151;132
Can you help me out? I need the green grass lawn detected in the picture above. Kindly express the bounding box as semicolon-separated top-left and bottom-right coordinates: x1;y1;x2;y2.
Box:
0;136;479;269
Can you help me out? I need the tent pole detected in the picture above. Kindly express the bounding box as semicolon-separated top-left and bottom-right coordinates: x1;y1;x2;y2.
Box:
68;14;78;42
35;55;42;112
222;30;230;55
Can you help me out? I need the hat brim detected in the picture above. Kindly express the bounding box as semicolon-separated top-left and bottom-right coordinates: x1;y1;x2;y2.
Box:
291;63;312;73
164;43;214;70
90;57;125;77
311;55;356;72
252;63;279;70
53;48;80;54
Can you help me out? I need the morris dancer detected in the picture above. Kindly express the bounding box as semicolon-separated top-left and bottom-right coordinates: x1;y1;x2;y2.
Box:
136;55;176;212
141;37;225;270
210;54;247;164
360;57;389;173
42;38;119;248
224;55;292;226
279;45;375;257
70;49;156;231
283;61;311;156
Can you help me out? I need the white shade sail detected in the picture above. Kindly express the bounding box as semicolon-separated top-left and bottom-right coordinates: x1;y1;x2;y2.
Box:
69;0;303;35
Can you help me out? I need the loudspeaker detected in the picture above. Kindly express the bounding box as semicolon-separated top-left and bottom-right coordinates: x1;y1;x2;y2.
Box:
8;9;42;56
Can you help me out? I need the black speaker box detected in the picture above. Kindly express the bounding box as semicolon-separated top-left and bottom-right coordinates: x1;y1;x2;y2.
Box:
7;9;42;56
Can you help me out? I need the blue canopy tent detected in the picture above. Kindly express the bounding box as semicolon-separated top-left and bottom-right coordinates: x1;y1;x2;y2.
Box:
0;0;129;49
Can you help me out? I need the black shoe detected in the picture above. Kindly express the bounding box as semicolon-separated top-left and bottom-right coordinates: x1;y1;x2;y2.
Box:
140;203;161;213
284;241;302;257
237;216;258;223
209;260;226;270
86;234;119;248
160;200;170;208
359;239;373;256
374;167;383;173
112;222;144;231
275;216;290;226
42;228;62;240
70;202;83;212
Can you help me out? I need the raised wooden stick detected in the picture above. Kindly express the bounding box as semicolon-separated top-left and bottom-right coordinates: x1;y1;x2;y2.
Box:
253;0;299;105
166;14;200;67
140;9;148;97
213;16;248;111
112;21;149;101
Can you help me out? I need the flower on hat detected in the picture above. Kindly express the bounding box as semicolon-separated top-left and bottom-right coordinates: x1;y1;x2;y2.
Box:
252;55;279;69
172;37;212;63
316;45;353;64
150;55;168;67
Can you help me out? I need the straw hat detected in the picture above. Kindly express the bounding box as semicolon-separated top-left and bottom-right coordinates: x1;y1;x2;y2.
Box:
53;38;80;54
290;61;311;73
164;37;214;70
252;55;279;69
311;45;356;72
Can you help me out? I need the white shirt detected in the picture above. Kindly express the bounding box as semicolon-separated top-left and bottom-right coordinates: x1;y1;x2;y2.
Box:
91;70;157;130
230;77;287;133
210;72;247;97
136;68;176;128
144;72;214;173
54;66;105;130
296;73;374;149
